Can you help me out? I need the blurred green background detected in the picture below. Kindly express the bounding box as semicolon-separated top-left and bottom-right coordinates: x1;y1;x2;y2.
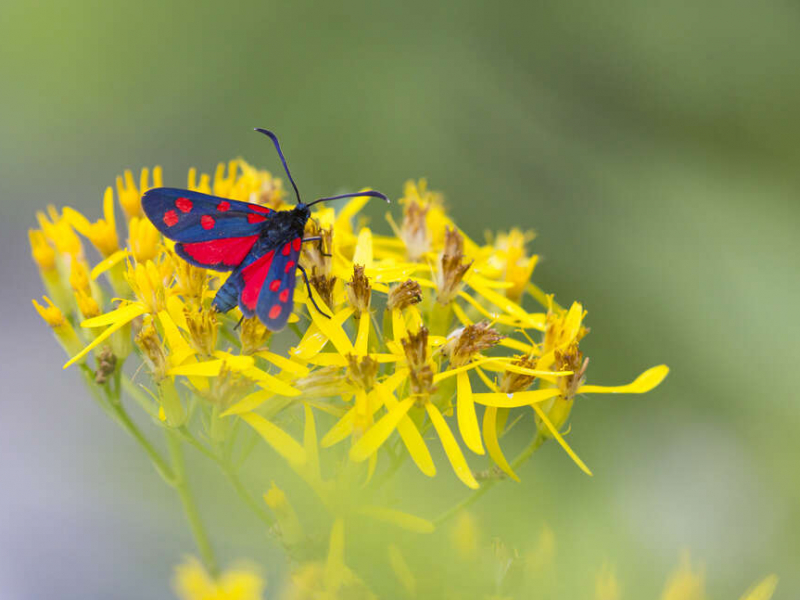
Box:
2;0;799;597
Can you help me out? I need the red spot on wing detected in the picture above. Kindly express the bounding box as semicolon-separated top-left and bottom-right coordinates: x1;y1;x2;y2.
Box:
282;242;291;256
284;260;296;274
180;235;258;266
269;279;281;291
293;237;302;252
176;197;193;212
240;251;275;310
247;213;267;224
279;289;290;303
251;205;271;214
217;201;230;212
201;215;215;230
163;210;179;227
269;304;282;319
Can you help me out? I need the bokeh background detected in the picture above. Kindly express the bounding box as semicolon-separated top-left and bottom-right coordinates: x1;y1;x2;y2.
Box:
2;0;799;598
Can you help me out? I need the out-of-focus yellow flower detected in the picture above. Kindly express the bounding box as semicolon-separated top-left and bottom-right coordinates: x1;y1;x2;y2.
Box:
37;205;84;257
128;215;161;263
173;556;265;600
32;296;84;359
739;575;778;600
74;288;101;319
596;564;621;600
29;229;56;272
64;187;119;257
486;228;538;303
278;519;377;600
63;259;174;368
661;552;705;600
117;166;162;220
264;482;305;547
451;511;479;562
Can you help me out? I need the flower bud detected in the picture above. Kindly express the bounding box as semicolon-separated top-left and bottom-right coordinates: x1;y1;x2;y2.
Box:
264;482;304;547
32;296;84;360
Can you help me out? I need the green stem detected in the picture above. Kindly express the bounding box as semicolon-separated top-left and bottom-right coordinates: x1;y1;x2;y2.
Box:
220;462;275;528
109;400;175;485
178;427;274;529
433;431;546;527
166;429;219;577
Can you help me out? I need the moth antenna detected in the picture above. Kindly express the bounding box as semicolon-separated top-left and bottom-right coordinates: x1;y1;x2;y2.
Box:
306;190;390;208
254;128;301;204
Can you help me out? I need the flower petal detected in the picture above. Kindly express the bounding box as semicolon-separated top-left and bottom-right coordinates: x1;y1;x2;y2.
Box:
358;506;435;533
578;365;669;395
531;403;592;476
303;404;321;482
307;303;355;356
472;388;562;408
80;302;145;328
240;412;307;466
739;574;778;600
352;227;374;268
290;322;329;360
321;407;356;448
246;367;301;397
324;518;347;592
90;249;128;280
456;371;484;455
221;390;273;416
482;406;519;481
354;314;370;357
426;403;479;489
349;397;415;462
63;304;146;368
373;370;436;477
255;351;310;376
387;545;416;595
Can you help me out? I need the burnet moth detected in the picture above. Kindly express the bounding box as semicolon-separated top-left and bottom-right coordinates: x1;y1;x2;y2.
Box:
142;128;389;331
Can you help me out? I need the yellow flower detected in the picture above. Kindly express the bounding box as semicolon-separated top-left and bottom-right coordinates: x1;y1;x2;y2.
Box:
128;215;161;262
596;564;621;600
117;166;162;220
485;228;538;303
63;258;174;368
278;519;377;600
660;552;705;600
28;229;56;272
36;205;84;257
32;296;84;359
63;187;119;257
173;557;265;600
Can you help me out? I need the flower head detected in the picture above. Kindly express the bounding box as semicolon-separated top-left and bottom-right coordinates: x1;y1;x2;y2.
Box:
173;557;265;600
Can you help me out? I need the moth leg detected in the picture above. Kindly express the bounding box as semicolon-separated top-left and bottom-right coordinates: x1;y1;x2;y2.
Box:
302;235;331;257
233;315;245;331
297;263;331;319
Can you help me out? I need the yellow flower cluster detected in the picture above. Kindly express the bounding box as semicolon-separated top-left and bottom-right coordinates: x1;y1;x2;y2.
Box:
31;156;671;597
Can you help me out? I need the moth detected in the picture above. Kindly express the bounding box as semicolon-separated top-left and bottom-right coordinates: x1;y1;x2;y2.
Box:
142;128;388;331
